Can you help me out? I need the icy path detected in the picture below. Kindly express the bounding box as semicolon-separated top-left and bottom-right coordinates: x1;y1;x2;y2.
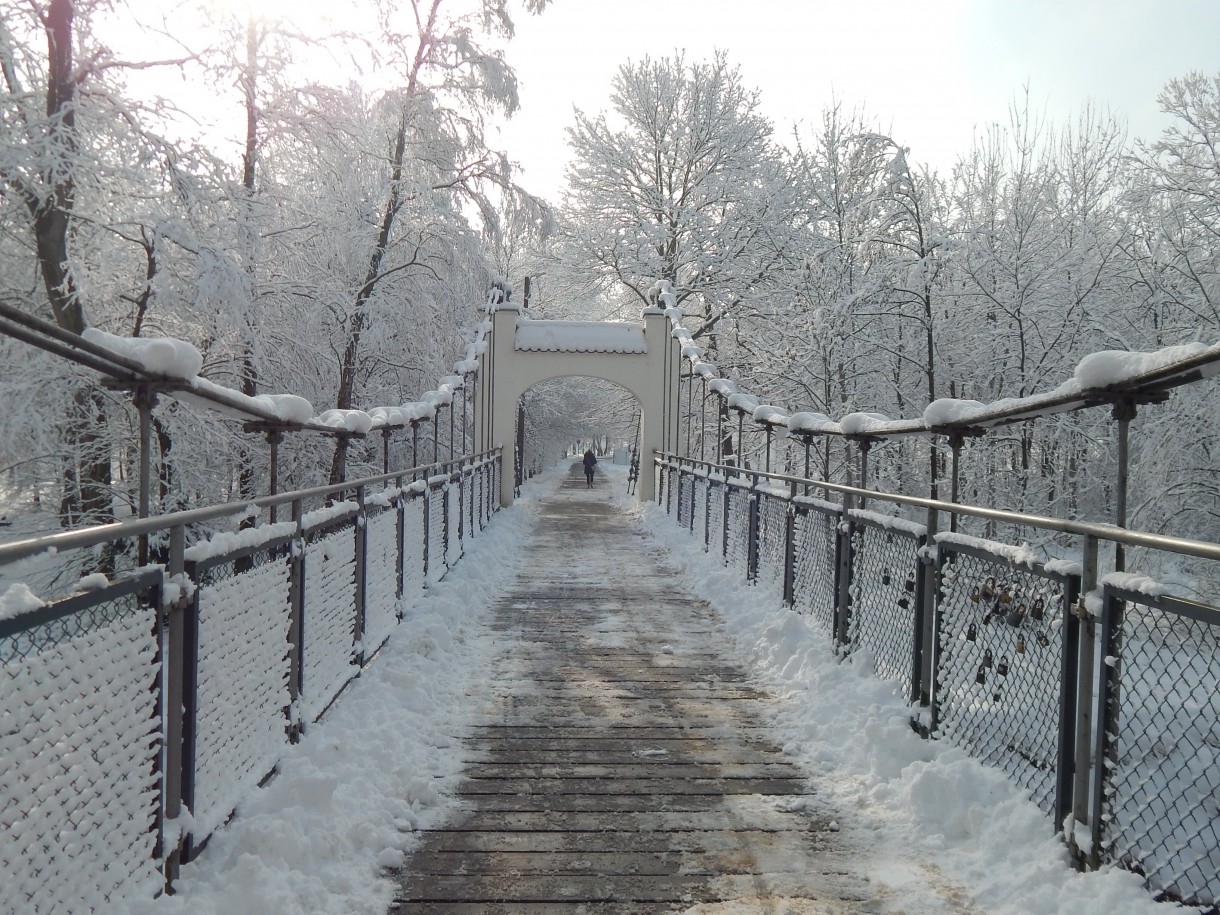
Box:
139;464;1176;915
388;467;882;912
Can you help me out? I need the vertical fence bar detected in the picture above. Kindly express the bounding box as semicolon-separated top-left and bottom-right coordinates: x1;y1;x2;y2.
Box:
834;510;853;648
162;524;187;887
782;481;797;606
746;475;760;583
178;573;202;862
1073;534;1100;866
353;485;368;665
1090;586;1124;869
287;498;305;740
1055;574;1083;835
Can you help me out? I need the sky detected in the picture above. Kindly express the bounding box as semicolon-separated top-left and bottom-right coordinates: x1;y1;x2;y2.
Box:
493;0;1220;199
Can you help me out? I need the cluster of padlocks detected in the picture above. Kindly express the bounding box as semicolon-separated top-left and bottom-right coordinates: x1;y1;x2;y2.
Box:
958;574;1057;704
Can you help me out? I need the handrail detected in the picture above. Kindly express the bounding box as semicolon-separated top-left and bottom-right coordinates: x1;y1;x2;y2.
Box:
0;448;501;566
656;451;1220;564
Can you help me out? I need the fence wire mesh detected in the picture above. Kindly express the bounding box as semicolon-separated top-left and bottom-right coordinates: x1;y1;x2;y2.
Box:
189;541;293;841
676;472;693;529
300;520;358;722
845;516;924;693
756;489;789;591
363;505;401;656
934;544;1076;820
1098;586;1220;910
791;502;839;631
403;495;426;606
0;577;162;913
426;485;446;585
707;480;726;560
724;483;753;577
445;481;461;567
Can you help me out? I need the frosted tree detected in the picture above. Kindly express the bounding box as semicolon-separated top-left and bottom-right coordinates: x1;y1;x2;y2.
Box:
564;51;799;362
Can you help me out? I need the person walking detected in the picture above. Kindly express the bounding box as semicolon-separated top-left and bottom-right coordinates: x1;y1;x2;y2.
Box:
582;449;598;488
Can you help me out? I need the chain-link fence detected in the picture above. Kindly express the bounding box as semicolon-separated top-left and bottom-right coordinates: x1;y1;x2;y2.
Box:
1;573;163;914
0;452;502;907
652;456;1220;911
1095;584;1220;909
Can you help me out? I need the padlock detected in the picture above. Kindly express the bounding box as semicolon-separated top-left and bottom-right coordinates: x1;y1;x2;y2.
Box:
904;573;916;592
969;586;980;603
966;622;978;642
975;664;987;685
1031;597;1045;621
1036;630;1050;648
992;688;1002;703
983;610;994;625
997;654;1010;676
983;648;993;668
897;596;909;609
1016;634;1026;654
980;577;996;602
1006;603;1026;628
882;569;891;586
998;586;1013;606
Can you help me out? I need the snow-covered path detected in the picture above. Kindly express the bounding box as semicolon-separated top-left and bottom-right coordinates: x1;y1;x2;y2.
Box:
388;467;888;912
137;464;1176;915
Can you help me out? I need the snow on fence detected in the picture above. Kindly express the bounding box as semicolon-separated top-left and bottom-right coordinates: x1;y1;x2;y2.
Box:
0;451;501;911
656;455;1220;912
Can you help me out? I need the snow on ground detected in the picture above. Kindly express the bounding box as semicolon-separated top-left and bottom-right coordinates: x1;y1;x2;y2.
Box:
137;464;1182;915
132;485;542;915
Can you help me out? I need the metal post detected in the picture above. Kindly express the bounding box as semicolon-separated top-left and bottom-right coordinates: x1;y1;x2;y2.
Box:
411;420;420;480
448;400;455;463
353;484;367;665
857;439;872;511
134;386;156;566
764;426;773;474
783;480;797;606
432;415;439;468
949;433;963;535
382;429;391;475
699;377;708;461
161;523;186;887
1072;534;1100;865
287;498;305;735
1113;400;1135;574
267;429;282;524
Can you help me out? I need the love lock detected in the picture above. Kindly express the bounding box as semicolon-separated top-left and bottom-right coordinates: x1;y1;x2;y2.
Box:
882;569;891;586
1006;603;1026;627
1031;597;1046;621
1036;630;1050;648
904;573;916;592
1016;634;1026;654
980;576;997;603
982;647;994;668
966;622;978;642
996;654;1010;676
975;664;987;685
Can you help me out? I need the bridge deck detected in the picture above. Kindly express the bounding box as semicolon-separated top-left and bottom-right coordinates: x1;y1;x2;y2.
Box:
389;469;876;913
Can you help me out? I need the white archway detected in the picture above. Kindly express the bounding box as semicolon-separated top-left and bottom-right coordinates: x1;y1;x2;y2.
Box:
473;302;680;506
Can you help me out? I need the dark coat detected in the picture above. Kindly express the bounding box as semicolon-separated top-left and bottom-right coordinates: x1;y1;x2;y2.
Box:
582;450;597;468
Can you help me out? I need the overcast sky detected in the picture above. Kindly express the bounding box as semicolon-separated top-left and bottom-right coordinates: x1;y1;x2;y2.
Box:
493;0;1220;200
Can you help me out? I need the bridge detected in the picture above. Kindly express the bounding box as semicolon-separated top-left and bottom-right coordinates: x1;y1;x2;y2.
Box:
2;289;1220;914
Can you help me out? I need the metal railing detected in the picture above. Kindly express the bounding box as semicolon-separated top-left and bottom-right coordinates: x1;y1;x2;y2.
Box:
0;449;501;912
655;452;1220;913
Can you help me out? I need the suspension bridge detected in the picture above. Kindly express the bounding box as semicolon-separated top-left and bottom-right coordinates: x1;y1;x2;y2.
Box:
2;288;1219;913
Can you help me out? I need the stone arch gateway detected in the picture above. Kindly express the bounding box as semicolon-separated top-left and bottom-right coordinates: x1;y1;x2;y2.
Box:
472;302;681;507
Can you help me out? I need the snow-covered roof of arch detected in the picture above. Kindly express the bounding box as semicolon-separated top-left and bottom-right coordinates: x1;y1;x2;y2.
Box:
514;318;647;355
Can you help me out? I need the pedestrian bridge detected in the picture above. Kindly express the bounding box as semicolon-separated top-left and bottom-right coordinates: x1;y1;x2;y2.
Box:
2;292;1220;913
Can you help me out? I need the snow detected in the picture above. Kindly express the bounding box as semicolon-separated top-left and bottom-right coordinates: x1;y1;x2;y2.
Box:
935;530;1045;569
249;394;314;423
0;581;46;621
183;521;299;563
1073;343;1215;389
314;409;374;434
924;397;988;427
1103;571;1174;597
709;378;737;396
727;392;760;413
82;327;203;380
752;404;790;425
839;411;891;435
787;411;839;434
130;468;1180;915
513;318;648;354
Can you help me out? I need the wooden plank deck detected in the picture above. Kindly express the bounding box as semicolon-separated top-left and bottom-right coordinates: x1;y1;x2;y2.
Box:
388;471;878;913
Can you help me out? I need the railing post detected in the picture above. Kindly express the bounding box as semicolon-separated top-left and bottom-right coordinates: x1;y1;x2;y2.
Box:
747;473;760;583
782;480;797;606
422;474;432;584
1073;534;1101;866
353;484;368;666
1056;572;1083;843
161;523;187;889
703;477;713;552
834;505;853;649
395;475;406;604
721;476;731;563
912;534;934;711
178;556;203;863
287;498;305;740
687;466;697;532
1090;585;1124;871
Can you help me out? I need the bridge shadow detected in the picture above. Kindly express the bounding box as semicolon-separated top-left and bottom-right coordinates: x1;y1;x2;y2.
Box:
387;481;878;913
